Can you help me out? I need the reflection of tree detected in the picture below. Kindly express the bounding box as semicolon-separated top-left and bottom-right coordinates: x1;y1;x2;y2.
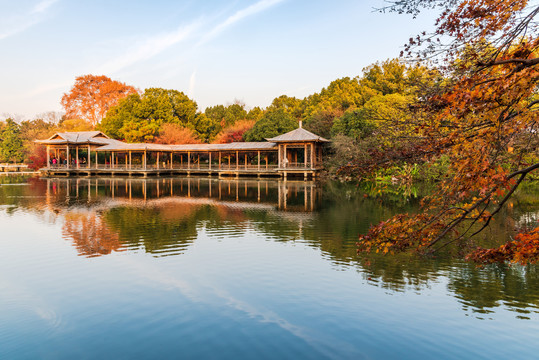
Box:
3;175;539;316
101;206;200;256
447;265;539;318
62;212;124;257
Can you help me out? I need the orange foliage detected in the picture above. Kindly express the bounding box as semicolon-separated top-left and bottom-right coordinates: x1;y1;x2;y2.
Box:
61;75;137;126
213;119;255;143
356;1;539;264
466;226;539;265
62;212;124;257
154;123;201;144
27;145;47;170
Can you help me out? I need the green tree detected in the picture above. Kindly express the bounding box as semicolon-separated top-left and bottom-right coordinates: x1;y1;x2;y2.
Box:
331;109;376;139
204;103;248;130
246;106;264;122
304;109;342;139
99;88;199;142
267;95;305;119
190;113;220;143
243;109;297;142
0;119;24;163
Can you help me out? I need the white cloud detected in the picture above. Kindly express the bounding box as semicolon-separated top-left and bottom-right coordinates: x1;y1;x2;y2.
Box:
0;0;59;40
199;0;286;45
32;0;59;14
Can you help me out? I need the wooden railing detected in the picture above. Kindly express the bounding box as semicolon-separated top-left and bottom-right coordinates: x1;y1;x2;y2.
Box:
44;163;280;171
280;162;314;169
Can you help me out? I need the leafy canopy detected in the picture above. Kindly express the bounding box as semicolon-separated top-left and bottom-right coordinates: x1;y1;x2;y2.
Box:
243;109;297;142
99;88;202;143
355;0;539;264
61;75;137;126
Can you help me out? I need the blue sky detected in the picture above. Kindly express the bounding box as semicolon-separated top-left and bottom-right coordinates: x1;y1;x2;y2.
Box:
0;0;438;119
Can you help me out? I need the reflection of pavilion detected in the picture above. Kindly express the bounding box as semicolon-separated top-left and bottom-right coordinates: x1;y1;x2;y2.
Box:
45;177;321;212
37;124;328;180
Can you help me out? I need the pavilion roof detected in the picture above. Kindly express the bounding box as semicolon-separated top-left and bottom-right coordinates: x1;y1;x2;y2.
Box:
35;131;124;146
266;127;329;143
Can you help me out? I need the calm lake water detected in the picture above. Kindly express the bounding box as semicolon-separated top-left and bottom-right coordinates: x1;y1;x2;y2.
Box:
1;175;538;359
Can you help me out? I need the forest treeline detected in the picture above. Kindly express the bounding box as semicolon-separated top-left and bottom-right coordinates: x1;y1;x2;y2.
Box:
0;59;432;178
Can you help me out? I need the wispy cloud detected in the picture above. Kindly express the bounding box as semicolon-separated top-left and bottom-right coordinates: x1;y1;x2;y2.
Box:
199;0;285;45
0;0;59;40
96;20;203;75
96;0;285;76
32;0;59;14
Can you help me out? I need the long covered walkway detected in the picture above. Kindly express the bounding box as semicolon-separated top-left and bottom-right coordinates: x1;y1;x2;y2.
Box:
37;125;329;180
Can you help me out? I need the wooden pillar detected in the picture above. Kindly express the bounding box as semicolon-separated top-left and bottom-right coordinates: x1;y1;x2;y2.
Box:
278;145;281;168
228;154;231;168
144;150;147;170
125;154;127;169
129;151;132;170
181;153;183;168
188;152;191;169
95;151;98;169
219;152;221;170
311;143;314;169
157;152;160;169
265;154;268;170
257;151;260;171
170;152;173;169
304;143;308;168
112;152;115;169
209;152;212;170
197;154;200;169
88;144;91;169
46;145;50;168
245;153;248;170
66;144;70;169
76;147;79;169
236;151;239;170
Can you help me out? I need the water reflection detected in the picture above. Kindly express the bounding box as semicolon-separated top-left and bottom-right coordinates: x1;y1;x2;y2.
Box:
41;177;322;258
1;175;539;318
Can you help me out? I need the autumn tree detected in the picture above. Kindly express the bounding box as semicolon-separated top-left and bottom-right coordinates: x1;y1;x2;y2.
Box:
355;0;539;264
19;118;56;169
213;120;256;143
154;123;201;144
61;75;137;126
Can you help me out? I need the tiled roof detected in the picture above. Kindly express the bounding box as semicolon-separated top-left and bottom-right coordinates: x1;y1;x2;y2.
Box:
266;127;329;142
35;131;121;145
95;142;278;152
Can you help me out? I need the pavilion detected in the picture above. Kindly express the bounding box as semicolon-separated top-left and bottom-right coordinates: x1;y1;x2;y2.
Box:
37;124;328;180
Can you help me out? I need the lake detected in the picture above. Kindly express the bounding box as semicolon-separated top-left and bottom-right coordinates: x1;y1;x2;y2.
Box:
1;175;538;359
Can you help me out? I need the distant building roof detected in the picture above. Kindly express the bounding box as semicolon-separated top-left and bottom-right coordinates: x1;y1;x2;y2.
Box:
266;127;329;143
